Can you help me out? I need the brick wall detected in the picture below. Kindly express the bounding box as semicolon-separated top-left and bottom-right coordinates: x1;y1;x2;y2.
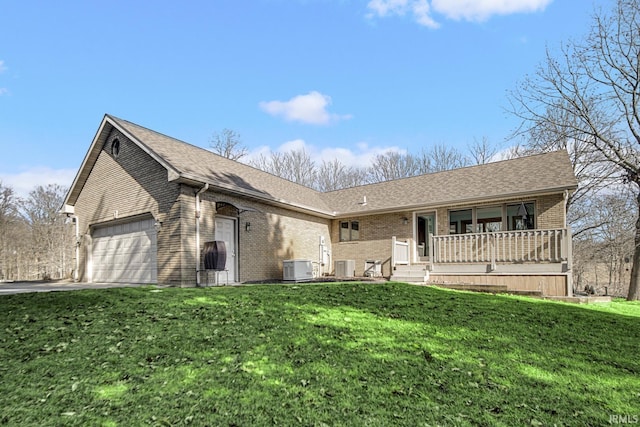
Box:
330;212;413;277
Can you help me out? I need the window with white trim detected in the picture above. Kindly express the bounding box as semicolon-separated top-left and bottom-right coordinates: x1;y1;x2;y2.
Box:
449;202;536;234
340;221;360;241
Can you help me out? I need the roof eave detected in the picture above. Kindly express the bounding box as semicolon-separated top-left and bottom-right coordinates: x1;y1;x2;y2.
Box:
331;185;578;218
62;115;113;207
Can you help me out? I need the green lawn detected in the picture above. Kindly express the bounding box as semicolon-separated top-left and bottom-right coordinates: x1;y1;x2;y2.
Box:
1;283;638;426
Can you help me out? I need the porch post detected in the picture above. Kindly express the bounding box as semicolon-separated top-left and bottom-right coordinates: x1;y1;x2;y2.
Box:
391;236;396;269
410;238;417;264
429;235;434;272
490;234;497;272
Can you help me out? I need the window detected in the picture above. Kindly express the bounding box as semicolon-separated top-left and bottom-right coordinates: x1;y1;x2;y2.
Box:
507;202;535;230
111;138;120;159
340;221;360;241
476;206;502;232
449;210;472;234
449;202;536;234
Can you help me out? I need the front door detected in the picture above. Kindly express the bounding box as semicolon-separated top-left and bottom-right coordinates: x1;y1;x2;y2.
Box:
214;217;236;284
417;213;435;258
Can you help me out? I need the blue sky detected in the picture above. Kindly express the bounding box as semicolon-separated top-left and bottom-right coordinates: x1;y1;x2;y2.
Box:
0;0;606;197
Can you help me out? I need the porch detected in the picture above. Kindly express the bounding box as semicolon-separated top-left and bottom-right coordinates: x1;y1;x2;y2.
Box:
390;228;573;297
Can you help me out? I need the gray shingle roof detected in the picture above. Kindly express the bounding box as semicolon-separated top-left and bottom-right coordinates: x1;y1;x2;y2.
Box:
65;115;578;217
321;150;578;215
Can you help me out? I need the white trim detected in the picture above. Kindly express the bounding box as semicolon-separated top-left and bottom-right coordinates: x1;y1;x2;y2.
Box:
214;215;238;283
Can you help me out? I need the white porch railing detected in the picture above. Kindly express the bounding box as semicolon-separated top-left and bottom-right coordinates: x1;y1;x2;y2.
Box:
429;228;572;271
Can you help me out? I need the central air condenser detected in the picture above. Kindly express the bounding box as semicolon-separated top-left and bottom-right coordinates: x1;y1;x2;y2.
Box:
334;260;355;278
283;259;314;282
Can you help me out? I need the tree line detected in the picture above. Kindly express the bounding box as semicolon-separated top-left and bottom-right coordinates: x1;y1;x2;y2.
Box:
0;183;75;282
212;128;499;191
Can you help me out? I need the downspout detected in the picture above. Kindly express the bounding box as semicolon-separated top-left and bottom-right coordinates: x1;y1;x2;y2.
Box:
195;183;209;286
70;215;79;282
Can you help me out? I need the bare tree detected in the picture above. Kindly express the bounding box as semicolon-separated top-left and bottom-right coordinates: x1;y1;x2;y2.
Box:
0;181;20;280
417;144;469;174
468;137;498;165
316;159;368;192
515;100;617;237
20;184;74;280
210;128;248;161
574;188;635;296
509;0;640;300
367;152;419;182
285;148;317;187
250;149;317;188
251;152;289;178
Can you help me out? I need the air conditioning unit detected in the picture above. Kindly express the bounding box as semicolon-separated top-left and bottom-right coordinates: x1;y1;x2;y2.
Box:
335;260;355;277
283;259;314;282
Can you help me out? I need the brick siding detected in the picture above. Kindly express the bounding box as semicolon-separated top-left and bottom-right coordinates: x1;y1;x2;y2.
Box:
199;192;331;282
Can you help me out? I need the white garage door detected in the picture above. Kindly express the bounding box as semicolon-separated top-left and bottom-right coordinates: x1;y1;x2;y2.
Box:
92;218;157;283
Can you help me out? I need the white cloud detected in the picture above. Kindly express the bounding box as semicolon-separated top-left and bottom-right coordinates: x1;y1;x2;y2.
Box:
0;167;76;199
367;0;409;17
259;91;352;125
367;0;552;27
432;0;552;22
367;0;440;28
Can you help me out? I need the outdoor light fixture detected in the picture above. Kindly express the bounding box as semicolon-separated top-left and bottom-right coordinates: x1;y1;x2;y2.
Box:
245;222;251;232
154;220;162;232
402;217;409;225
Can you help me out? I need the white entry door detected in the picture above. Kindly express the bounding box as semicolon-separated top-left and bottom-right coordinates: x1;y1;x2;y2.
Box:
214;217;236;284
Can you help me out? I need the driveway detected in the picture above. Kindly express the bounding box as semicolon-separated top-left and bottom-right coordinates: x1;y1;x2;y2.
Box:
0;280;155;295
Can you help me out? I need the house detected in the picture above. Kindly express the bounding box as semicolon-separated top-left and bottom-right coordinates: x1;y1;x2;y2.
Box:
61;115;578;296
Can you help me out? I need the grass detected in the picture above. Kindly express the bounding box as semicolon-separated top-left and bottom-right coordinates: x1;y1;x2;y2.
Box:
0;282;639;426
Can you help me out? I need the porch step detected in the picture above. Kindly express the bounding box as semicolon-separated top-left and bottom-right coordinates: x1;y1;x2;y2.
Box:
390;264;429;284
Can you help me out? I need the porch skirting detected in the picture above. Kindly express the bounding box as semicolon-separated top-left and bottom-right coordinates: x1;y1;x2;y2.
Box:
427;272;569;297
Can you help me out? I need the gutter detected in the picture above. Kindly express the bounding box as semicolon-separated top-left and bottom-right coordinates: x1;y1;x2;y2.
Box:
195;183;209;286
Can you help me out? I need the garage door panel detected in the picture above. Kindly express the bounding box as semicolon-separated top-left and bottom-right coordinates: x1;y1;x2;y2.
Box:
92;218;157;283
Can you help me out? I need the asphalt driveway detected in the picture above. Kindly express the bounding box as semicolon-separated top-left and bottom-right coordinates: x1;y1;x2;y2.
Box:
0;280;155;295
